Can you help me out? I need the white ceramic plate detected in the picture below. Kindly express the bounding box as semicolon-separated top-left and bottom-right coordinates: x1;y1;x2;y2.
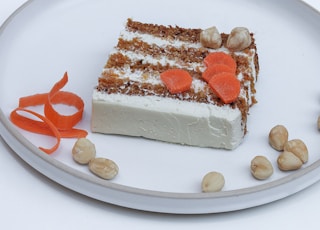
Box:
1;0;320;214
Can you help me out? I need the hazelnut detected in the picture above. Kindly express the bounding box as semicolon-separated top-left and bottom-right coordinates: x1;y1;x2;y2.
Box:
201;171;225;192
226;27;252;51
200;26;222;49
72;138;96;164
268;125;288;151
277;151;303;171
89;158;119;180
283;139;308;163
251;156;273;180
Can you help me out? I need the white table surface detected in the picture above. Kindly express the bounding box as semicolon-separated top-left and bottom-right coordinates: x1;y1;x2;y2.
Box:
1;0;320;229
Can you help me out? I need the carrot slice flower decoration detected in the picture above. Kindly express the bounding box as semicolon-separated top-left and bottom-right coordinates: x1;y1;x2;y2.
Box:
203;52;237;72
10;72;87;154
160;69;192;94
202;64;235;83
208;72;241;104
202;52;240;103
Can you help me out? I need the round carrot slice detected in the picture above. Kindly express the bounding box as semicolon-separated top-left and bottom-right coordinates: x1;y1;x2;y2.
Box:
202;64;235;83
208;72;240;104
204;52;237;72
160;69;192;94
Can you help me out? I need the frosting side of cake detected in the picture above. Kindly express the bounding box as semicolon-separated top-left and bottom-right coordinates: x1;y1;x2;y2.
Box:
91;19;259;149
92;92;243;149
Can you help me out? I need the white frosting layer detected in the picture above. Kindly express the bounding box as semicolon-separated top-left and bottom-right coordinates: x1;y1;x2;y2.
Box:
120;29;204;49
92;90;244;149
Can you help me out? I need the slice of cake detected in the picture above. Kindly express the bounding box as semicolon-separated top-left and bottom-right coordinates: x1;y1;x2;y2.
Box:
91;19;259;149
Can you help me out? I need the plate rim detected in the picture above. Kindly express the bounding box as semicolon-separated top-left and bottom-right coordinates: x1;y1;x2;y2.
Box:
1;0;320;214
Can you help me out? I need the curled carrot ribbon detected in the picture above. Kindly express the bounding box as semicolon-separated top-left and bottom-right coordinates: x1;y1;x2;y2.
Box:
10;72;88;154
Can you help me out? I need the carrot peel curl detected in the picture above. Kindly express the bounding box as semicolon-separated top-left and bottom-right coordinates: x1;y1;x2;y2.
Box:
10;72;87;154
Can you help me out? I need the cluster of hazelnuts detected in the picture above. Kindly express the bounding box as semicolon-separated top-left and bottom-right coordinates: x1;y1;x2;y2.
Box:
200;26;252;51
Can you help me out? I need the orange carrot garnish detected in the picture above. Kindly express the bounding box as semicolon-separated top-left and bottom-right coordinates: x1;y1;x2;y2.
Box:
10;108;62;154
44;73;84;131
202;64;235;83
10;72;87;154
208;72;240;104
203;52;237;73
160;69;192;94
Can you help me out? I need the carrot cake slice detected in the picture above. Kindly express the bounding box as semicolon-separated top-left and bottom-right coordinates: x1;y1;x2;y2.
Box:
91;19;259;149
